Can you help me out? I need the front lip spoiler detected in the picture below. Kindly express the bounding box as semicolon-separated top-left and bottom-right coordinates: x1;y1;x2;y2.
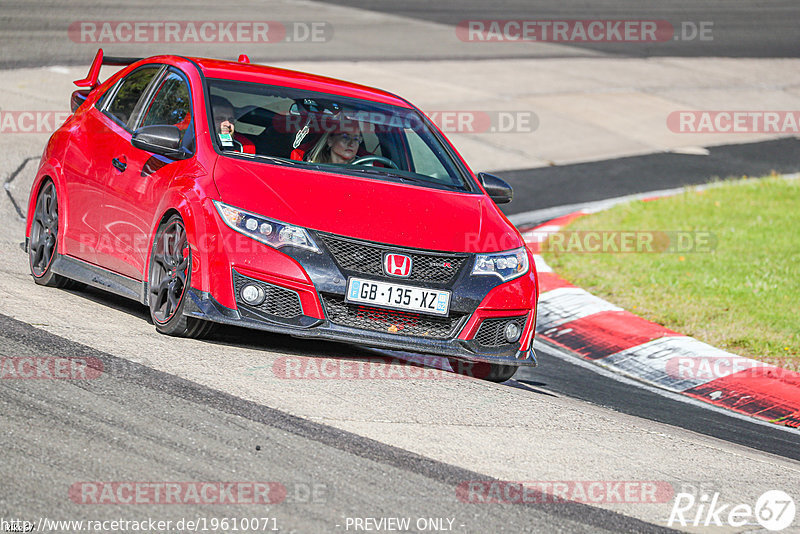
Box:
183;288;537;367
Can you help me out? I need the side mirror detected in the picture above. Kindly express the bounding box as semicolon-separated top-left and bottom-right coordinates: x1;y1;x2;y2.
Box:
131;125;188;159
478;172;513;204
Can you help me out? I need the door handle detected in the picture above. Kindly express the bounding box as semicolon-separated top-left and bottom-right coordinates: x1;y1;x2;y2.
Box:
112;157;127;172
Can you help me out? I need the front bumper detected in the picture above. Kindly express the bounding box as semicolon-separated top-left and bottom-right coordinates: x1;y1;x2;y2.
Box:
183;287;537;366
191;206;538;367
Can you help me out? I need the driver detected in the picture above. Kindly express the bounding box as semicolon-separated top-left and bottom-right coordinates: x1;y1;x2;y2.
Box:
305;121;363;164
210;95;255;154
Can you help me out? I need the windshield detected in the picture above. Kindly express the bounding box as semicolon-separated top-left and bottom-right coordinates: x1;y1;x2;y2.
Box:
207;78;472;192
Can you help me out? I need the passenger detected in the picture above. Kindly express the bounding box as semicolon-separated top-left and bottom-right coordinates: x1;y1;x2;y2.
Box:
305;122;363;164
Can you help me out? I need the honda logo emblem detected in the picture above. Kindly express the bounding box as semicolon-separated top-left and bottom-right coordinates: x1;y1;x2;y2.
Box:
384;253;412;277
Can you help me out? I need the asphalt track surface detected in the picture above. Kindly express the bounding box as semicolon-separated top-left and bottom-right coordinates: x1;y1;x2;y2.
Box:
2;2;800;533
0;314;671;533
497;138;800;216
519;345;800;462
319;0;800;58
3;0;800;68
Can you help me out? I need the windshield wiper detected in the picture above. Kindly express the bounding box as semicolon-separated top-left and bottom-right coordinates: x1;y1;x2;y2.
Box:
249;154;302;166
345;166;419;182
343;166;461;190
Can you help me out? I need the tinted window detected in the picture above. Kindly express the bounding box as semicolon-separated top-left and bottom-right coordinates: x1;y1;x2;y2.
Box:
139;71;192;139
105;66;160;127
207;78;470;192
405;128;449;180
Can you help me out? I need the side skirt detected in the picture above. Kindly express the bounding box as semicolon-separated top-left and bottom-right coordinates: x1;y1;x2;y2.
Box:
51;254;148;304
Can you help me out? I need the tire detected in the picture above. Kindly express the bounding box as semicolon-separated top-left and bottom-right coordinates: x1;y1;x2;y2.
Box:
447;358;519;383
29;180;83;290
148;214;215;338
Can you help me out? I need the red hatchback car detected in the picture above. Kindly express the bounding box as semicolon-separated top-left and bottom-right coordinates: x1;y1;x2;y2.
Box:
24;50;538;381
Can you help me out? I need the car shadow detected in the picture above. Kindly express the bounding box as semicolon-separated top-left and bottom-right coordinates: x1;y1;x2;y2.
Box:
63;284;151;321
505;378;559;397
60;283;438;365
59;283;553;392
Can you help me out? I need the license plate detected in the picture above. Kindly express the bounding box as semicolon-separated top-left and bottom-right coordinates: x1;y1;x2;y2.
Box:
345;278;451;316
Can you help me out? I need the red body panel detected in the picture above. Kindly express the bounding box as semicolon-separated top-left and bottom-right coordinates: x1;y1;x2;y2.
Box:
193;59;410;108
212;156;521;253
95;113;185;279
458;248;538;353
197;197;318;310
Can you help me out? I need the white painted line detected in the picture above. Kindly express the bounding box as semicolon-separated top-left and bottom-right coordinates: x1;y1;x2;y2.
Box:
535;338;799;435
532;255;552;273
536;287;621;331
521;225;563;243
668;146;710;156
599;336;772;393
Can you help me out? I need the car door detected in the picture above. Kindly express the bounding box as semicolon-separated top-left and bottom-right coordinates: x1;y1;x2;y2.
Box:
60;65;162;264
97;67;194;280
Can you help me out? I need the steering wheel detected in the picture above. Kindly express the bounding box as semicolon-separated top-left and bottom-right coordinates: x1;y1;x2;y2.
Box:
350;155;399;169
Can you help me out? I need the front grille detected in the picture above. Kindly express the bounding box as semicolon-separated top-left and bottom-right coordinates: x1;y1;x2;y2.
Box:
474;315;528;347
321;294;464;339
233;271;303;318
319;234;467;284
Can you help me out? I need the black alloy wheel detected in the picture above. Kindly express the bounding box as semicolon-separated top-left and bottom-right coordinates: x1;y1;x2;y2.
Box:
148;214;214;338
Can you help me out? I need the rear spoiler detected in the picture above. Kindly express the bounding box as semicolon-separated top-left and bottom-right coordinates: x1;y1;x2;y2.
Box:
73;48;143;89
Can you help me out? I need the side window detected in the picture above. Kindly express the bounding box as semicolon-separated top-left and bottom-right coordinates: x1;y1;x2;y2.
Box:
139;71;192;139
105;66;161;127
405;128;449;180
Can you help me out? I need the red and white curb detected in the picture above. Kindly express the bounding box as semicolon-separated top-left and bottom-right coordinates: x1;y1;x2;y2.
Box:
523;211;800;430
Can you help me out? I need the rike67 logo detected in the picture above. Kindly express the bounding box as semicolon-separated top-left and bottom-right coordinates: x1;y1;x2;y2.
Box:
669;490;796;531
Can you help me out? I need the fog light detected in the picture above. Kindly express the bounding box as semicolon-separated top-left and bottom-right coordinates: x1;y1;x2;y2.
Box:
504;322;521;343
240;283;265;306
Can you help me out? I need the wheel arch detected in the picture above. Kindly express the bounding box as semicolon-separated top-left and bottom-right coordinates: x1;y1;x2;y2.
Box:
145;189;214;297
26;159;65;240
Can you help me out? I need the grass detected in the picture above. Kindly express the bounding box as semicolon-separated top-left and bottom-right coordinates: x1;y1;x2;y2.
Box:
542;175;800;367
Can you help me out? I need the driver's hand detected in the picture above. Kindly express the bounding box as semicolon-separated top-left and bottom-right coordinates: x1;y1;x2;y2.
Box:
220;120;234;135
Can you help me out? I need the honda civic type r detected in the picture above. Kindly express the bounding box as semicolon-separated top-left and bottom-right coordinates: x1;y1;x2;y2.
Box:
24;50;539;381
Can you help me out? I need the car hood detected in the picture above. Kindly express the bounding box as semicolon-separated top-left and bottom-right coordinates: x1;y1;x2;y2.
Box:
212;156;520;253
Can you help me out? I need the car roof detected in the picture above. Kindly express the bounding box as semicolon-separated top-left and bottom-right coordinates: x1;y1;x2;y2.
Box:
187;57;412;109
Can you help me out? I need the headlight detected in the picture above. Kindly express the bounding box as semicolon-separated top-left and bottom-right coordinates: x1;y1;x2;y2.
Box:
472;247;529;282
213;200;320;253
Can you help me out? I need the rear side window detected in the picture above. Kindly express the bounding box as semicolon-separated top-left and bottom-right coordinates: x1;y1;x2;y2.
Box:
105;66;161;127
139;71;192;139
